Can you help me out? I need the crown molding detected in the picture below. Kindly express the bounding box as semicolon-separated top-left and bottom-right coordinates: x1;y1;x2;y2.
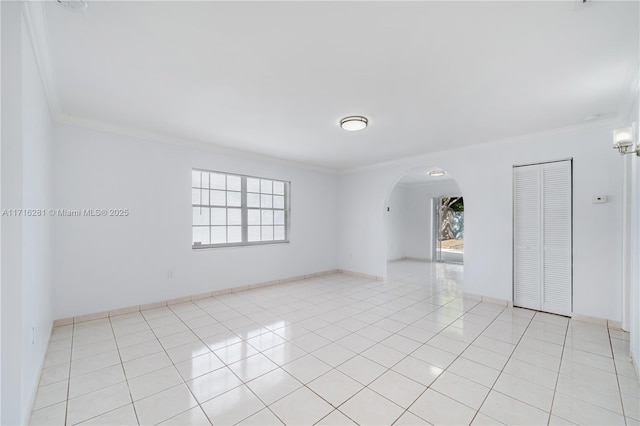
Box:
397;179;457;189
341;117;623;175
22;1;636;177
57;114;340;175
56;111;623;178
22;1;61;122
21;2;339;175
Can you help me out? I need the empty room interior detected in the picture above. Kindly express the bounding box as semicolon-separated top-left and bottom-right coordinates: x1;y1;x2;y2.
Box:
2;1;640;425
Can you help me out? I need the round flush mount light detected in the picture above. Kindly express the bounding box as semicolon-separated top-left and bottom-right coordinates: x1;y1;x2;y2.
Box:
340;116;368;131
428;170;446;177
57;0;88;11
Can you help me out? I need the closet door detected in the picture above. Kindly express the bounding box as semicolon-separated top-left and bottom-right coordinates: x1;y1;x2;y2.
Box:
513;165;542;310
513;160;572;316
541;161;572;315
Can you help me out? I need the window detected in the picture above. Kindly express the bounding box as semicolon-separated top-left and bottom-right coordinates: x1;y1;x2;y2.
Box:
192;169;289;248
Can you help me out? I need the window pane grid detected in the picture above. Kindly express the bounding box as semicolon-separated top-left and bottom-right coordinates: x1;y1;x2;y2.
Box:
192;169;288;248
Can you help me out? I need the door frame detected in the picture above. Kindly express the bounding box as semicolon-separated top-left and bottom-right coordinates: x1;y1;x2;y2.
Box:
512;158;574;316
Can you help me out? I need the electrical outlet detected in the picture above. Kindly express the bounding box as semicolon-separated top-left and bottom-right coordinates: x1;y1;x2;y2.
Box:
167;270;174;279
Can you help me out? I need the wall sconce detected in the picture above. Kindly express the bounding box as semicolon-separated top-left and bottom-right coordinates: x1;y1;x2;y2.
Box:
613;126;638;156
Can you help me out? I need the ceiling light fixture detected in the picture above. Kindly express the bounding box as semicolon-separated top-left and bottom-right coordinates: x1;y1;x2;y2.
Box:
57;0;88;11
340;116;368;131
428;170;446;177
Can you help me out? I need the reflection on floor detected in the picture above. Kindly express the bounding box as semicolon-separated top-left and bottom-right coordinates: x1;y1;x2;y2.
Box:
31;261;639;425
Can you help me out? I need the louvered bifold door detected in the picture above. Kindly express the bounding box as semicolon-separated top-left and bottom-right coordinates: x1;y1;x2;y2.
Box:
541;161;572;316
513;165;542;310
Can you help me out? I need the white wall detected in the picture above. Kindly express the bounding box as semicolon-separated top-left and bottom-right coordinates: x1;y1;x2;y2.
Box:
1;4;55;423
1;3;23;424
384;185;406;260
339;122;624;321
53;124;339;319
21;17;55;421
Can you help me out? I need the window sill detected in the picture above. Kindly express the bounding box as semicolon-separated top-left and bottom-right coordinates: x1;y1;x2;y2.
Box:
192;240;290;250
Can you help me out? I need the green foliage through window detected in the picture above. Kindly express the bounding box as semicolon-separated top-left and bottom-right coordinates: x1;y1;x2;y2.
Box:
441;197;464;212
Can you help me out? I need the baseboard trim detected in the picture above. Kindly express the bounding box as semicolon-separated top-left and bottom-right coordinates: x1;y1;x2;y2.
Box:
463;292;513;307
387;257;433;263
569;314;624;329
405;256;431;262
337;269;384;281
53;269;341;326
571;313;608;326
463;299;621;326
607;320;623;330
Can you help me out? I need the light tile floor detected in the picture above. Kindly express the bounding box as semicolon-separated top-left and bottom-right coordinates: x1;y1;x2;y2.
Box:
30;261;640;425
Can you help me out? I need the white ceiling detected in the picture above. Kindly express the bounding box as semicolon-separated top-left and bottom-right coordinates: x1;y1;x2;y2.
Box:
39;1;638;171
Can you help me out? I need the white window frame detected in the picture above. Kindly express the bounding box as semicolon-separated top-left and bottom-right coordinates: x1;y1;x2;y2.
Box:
192;169;290;249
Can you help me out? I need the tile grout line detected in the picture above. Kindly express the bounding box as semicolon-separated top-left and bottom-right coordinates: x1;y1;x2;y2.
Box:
230;275;389;424
554;322;632;424
405;303;629;425
34;263;637;426
383;299;492;424
107;314;141;426
246;284;372;426
56;277;505;424
327;275;525;423
114;270;412;417
183;303;292;425
437;302;520;425
254;284;386;425
166;302;280;425
140;303;219;425
63;322;75;426
70;310;200;424
148;307;230;422
63;319;139;425
322;282;469;421
304;278;459;424
607;325;629;425
545;314;570;425
389;320;486;422
163;299;293;425
468;309;572;424
194;300;313;425
308;292;504;424
249;273;461;423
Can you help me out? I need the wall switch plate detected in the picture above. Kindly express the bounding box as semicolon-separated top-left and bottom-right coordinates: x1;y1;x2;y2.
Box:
592;195;607;204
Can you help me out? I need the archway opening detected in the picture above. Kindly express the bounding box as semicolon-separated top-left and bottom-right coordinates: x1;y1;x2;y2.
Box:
384;167;464;280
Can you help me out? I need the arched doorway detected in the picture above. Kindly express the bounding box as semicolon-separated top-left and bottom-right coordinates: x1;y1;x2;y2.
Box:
383;167;465;281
